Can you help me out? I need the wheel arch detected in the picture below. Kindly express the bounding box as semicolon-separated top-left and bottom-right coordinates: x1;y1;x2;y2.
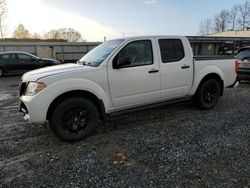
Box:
195;73;224;97
46;90;106;121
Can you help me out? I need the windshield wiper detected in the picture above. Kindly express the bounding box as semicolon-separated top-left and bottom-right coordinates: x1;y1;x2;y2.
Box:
79;61;92;66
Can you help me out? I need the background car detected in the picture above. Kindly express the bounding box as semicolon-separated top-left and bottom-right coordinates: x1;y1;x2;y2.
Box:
235;46;250;81
0;51;60;76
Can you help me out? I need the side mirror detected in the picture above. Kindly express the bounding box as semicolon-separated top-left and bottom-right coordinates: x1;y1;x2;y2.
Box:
114;57;132;69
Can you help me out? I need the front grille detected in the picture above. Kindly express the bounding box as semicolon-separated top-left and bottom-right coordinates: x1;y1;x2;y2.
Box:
20;102;28;114
19;82;27;96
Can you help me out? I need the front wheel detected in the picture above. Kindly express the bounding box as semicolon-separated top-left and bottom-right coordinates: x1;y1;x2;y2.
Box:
50;98;99;142
195;79;221;109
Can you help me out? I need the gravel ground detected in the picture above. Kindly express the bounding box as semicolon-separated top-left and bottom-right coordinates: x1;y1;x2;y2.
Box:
0;76;249;188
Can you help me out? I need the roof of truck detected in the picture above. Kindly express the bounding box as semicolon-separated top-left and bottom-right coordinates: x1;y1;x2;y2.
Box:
124;35;184;39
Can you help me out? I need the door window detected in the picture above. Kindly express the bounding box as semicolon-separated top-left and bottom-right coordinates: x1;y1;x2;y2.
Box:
0;54;10;60
17;53;35;61
0;54;16;60
114;40;153;68
159;39;185;63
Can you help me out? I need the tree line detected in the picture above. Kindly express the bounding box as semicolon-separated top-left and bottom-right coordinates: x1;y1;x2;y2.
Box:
199;1;250;35
0;0;83;42
12;24;83;42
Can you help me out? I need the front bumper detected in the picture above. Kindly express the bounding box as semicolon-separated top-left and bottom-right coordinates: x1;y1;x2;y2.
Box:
19;102;30;121
19;95;48;123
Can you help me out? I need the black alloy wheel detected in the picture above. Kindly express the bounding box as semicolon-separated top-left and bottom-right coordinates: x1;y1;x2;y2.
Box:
62;106;91;135
51;98;99;141
196;79;221;109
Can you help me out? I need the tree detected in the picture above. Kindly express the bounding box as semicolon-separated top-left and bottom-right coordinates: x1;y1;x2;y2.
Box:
199;18;212;36
230;4;239;30
59;28;82;42
237;1;250;29
13;24;31;39
0;0;7;39
44;29;61;40
214;10;230;32
32;32;41;39
45;28;82;42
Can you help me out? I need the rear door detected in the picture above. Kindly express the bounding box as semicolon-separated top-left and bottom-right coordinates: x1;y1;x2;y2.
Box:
157;37;193;99
0;53;18;73
108;39;161;108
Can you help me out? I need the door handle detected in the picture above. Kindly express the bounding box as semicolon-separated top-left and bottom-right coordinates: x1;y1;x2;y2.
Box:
181;65;190;69
148;69;159;73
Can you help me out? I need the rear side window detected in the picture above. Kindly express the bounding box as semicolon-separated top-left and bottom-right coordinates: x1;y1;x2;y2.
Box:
159;39;185;63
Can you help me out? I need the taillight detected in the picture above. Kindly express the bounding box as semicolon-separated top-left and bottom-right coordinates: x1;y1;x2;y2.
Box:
235;60;240;74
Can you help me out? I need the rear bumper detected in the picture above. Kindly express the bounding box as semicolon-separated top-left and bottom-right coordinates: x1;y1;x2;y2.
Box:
238;75;250;81
237;74;250;81
237;70;250;80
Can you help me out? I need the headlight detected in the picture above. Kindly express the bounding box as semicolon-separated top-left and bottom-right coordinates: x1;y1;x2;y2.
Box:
25;82;46;96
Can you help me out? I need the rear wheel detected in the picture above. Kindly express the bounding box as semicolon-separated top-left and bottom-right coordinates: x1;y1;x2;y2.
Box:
195;79;221;109
50;97;99;142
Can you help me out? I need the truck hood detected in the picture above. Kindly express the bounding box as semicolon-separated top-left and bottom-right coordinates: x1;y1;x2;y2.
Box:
22;63;87;82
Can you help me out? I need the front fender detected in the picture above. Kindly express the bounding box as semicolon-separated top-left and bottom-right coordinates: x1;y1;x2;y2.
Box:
38;78;111;113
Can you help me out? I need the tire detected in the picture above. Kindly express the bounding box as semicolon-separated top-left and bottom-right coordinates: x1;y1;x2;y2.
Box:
195;79;221;110
0;68;4;77
50;97;99;142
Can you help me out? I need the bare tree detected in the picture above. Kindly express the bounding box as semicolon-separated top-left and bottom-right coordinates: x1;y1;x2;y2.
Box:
0;0;7;39
13;24;31;39
214;10;230;32
45;28;82;42
60;28;82;42
44;30;61;40
237;1;250;29
199;18;213;36
32;32;41;39
230;4;239;30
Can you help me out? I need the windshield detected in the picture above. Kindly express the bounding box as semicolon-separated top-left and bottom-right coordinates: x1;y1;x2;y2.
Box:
78;39;125;66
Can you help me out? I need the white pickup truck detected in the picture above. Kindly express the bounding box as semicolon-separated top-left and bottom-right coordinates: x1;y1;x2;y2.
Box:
19;36;237;141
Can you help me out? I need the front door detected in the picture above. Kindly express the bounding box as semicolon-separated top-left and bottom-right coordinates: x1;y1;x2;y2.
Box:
16;53;41;72
108;39;161;108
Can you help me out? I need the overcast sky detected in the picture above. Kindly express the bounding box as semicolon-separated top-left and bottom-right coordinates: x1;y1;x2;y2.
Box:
5;0;248;41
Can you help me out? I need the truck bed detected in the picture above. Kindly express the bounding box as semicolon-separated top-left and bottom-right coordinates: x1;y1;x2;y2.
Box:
194;55;235;61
